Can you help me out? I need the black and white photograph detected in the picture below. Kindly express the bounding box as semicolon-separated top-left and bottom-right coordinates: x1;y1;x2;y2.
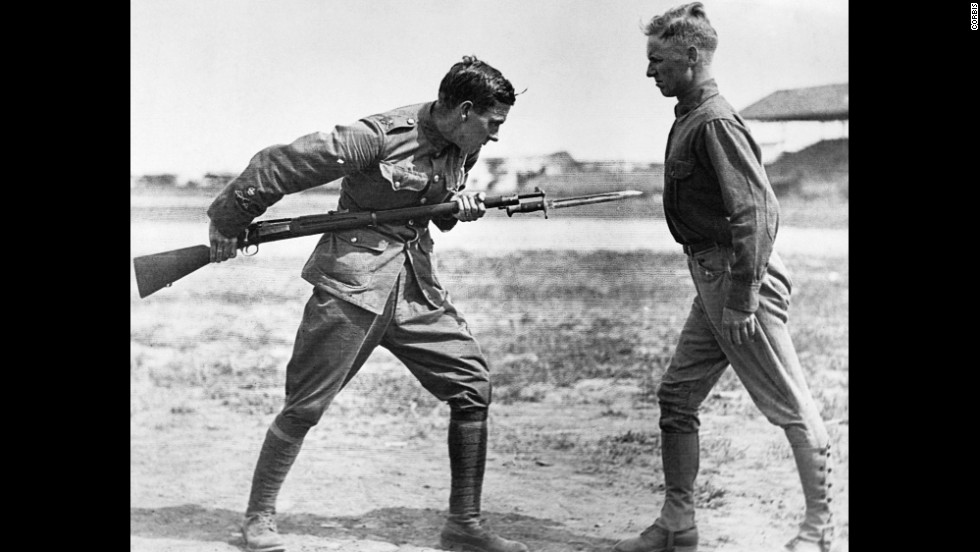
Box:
130;1;849;551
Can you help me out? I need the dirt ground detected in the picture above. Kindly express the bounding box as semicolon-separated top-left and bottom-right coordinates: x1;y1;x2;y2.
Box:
131;368;848;552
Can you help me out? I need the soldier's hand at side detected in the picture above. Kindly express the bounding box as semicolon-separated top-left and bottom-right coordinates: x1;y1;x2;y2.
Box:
453;192;487;222
722;307;757;346
209;219;238;263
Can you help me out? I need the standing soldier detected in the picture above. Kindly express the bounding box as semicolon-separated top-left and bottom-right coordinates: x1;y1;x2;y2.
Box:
207;56;528;552
612;4;834;552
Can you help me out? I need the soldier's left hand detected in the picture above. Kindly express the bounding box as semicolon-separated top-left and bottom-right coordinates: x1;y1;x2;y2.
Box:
722;307;758;346
453;192;487;222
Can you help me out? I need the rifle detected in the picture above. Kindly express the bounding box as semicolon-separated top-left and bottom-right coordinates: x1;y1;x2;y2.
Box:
133;188;642;299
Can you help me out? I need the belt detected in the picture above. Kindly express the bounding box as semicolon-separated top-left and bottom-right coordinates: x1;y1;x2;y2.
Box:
682;241;720;256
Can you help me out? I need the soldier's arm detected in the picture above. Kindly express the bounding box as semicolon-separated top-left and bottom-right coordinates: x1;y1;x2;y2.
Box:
207;120;384;239
702;118;778;314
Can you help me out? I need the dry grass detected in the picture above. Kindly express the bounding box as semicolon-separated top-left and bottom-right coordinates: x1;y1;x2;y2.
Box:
131;247;848;446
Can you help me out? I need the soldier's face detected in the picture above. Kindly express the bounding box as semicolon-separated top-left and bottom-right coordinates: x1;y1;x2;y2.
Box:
646;36;694;98
457;101;510;154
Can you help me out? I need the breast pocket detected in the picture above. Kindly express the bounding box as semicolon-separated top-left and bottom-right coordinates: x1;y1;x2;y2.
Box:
665;158;695;181
664;158;695;210
379;161;430;193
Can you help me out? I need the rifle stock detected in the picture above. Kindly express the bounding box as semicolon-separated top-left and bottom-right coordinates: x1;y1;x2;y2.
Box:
133;245;211;299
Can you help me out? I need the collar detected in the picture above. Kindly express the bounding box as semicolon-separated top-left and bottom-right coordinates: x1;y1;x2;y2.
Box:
674;79;719;118
417;102;454;158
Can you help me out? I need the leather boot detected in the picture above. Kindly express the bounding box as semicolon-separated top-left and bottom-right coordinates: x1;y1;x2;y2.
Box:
612;524;698;552
242;512;286;552
438;410;528;552
440;517;529;552
658;432;700;532
783;445;833;552
242;426;303;552
612;432;700;552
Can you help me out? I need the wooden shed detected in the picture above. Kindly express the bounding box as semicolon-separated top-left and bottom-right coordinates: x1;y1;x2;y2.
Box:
740;83;848;163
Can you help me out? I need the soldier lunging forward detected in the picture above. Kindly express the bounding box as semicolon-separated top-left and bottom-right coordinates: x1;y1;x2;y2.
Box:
207;56;527;552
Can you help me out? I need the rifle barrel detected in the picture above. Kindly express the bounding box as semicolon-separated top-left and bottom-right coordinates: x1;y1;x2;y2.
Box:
241;191;547;247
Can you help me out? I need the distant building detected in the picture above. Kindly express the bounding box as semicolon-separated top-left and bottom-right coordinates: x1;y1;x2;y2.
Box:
466;151;581;192
202;172;237;189
135;173;180;188
132;172;207;189
579;160;661;173
740;83;848;163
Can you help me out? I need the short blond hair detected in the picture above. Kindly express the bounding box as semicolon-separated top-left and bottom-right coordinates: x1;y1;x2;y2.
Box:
644;2;718;64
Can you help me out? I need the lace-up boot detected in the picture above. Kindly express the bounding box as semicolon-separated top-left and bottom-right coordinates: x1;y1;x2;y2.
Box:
782;445;833;552
242;512;286;552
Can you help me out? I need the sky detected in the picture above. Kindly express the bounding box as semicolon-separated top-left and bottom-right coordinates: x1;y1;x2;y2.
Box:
131;0;848;177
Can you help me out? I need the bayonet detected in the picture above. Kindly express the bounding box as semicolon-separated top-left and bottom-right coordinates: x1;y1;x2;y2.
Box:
504;189;644;218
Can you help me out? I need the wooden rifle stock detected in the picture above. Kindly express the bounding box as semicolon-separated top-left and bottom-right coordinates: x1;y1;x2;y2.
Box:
133;245;212;299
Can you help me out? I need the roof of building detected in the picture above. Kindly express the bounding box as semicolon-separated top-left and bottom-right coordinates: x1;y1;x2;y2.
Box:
740;83;848;122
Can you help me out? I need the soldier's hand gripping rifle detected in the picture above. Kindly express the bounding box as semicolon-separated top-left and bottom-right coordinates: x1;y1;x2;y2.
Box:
133;188;643;299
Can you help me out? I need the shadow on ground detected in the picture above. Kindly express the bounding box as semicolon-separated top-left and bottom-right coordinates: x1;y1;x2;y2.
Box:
131;504;618;551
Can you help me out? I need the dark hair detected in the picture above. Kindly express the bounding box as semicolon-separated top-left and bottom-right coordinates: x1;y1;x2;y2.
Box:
438;55;516;112
644;2;718;62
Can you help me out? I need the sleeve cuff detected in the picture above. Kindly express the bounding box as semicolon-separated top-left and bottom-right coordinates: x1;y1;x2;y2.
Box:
206;195;256;238
726;280;761;313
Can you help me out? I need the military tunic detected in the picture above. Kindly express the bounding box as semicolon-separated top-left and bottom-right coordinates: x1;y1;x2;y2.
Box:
661;80;779;314
208;101;480;315
207;102;491;441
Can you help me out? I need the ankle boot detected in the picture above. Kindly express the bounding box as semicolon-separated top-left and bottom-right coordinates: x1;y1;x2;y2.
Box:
242;426;303;552
612;524;698;552
784;445;833;552
439;410;527;552
242;512;286;552
612;432;700;552
440;517;528;552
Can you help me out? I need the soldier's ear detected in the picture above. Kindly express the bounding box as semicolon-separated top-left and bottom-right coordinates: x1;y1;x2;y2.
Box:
686;46;700;66
459;101;474;121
